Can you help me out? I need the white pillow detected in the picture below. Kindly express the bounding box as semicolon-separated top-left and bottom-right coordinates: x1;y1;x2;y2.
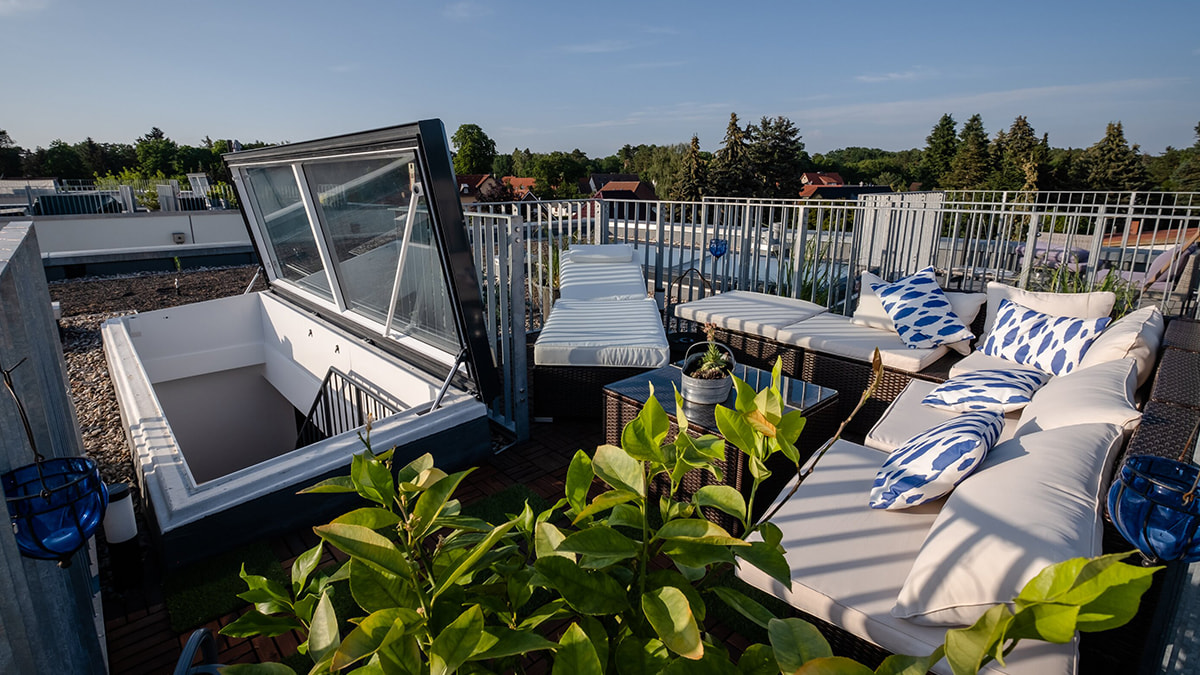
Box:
1078;306;1164;388
978;282;1115;344
869;267;974;350
565;244;634;263
981;298;1110;376
869;411;1004;510
922;368;1051;414
852;272;985;356
893;422;1124;626
1014;357;1141;438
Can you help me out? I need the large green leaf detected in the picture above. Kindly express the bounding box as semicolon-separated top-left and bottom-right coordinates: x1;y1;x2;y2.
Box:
594;444;646;497
299;475;357;494
1074;573;1157;632
661;649;740;674
734;541;791;587
694;485;746;523
394;452;435;486
1006;602;1079;644
660;540;736;569
219;609;304;638
410;469;474;540
656;518;747;547
558;525;641;562
469;626;559;661
732;375;757;413
536;522;573;560
646;569;706;622
349;559;417;612
758;522;783;549
314;523;413;581
309;590;341;666
714;405;757;459
236;565;292;609
579;615;610;670
432;518;517;599
351;451;396;508
574;489;640;523
291;542;324;597
874;648;944;675
376;624;423;675
737;644;778;675
566;450;595;515
331;608;410;670
943;604;1013;675
535;556;630;615
1016;553;1159;614
794;657;874;674
553;623;603;675
768;618;832;673
607;503;644;531
332;507;402;531
776;410;807;448
517;598;570;630
621;387;669;463
615;636;671;675
642;586;703;660
430;605;485;675
711;587;775;629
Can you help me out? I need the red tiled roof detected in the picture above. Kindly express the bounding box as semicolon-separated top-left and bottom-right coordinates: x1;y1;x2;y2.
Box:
801;172;844;186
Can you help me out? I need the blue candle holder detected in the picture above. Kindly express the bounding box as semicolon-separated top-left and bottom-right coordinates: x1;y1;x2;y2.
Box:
709;238;728;259
1108;454;1200;563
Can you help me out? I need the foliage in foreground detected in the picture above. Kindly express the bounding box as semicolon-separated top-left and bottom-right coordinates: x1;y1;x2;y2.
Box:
220;358;1159;675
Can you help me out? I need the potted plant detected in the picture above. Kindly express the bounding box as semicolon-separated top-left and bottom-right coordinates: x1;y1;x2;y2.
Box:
680;323;735;404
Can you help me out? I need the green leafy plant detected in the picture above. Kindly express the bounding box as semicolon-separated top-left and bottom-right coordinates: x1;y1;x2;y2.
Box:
1027;259;1139;318
222;355;1159;674
684;323;731;379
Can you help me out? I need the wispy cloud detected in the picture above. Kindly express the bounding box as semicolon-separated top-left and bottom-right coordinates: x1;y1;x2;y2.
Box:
443;1;493;20
855;68;936;84
627;60;686;69
0;0;49;15
572;102;731;129
561;40;633;54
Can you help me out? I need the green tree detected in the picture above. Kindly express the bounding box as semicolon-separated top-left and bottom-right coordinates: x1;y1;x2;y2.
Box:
945;114;992;189
708;113;756;197
43;139;87;178
0;129;23;178
509;147;534;177
672;135;708;201
450;123;496;176
1168;122;1200;191
748;116;809;197
990;116;1046;190
135;127;178;177
1080;122;1148;191
918;114;958;188
491;152;513;178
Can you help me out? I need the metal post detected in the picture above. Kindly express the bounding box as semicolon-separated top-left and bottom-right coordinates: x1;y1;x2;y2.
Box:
507;217;529;441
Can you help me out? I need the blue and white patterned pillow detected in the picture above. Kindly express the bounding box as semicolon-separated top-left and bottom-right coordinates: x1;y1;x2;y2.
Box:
870;411;1005;510
869;267;974;350
981;298;1111;376
922;368;1051;413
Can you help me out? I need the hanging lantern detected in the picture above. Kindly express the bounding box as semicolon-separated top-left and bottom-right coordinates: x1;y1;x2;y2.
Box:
1108;454;1200;563
0;358;108;567
708;238;728;259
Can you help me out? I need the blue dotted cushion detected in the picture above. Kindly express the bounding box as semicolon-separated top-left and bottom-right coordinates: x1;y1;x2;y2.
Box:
981;298;1111;376
922;368;1050;413
870;411;1005;510
869;267;973;350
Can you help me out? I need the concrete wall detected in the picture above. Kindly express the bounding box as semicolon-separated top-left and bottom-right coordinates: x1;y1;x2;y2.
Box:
3;211;251;256
0;223;106;673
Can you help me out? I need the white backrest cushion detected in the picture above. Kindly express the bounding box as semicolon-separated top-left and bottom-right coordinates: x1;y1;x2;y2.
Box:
854;271;985;355
869;267;974;349
893;422;1124;626
981;298;1111;376
565;243;634;263
1015;357;1141;438
979;282;1115;344
1078;306;1164;388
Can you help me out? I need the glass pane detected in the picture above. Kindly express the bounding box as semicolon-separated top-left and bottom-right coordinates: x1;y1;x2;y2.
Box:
302;155;460;354
244;165;332;300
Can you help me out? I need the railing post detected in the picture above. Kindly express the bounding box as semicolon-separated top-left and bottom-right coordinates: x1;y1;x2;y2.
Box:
598;199;610;244
507;216;529;441
654;201;665;303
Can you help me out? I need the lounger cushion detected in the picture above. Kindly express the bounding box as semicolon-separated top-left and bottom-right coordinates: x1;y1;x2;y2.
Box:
739;440;1076;674
869;267;974;350
870;411;1004;510
673;291;826;341
981;299;1110;376
866;380;1021;454
978;282;1115;345
922;368;1051;414
558;260;647;301
1078;306;1164;388
1014;357;1141;438
894;423;1123;628
775;314;949;373
948;350;1019;378
533;298;669;368
564;243;634;263
853;271;986;355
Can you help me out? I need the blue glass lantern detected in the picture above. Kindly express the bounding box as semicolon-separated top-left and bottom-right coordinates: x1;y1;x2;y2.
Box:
709;238;728;259
1;358;108;567
1107;455;1200;563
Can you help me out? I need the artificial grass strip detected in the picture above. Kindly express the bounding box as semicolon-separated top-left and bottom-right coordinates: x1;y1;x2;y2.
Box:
164;542;289;632
461;483;552;524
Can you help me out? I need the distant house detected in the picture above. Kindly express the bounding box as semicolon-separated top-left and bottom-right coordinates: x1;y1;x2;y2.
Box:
800;172;844;186
594;180;658;219
798;184;893;200
502;176;539;201
578;173;640;194
455;174;499;204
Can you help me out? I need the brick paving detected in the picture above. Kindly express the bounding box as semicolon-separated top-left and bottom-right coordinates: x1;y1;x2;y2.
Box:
103;419;603;674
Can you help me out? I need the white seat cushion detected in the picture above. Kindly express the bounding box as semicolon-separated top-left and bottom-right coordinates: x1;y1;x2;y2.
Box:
1078;305;1164;388
672;290;827;340
558;260;647;301
852;271;986;355
564;243;634;263
533;298;668;368
948;350;1024;378
738;440;1075;675
865;380;1021;454
775;314;948;372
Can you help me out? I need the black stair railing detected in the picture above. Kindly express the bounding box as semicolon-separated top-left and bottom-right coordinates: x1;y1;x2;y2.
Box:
296;367;401;449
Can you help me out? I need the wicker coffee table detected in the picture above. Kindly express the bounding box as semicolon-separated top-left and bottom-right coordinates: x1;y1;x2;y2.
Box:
603;363;838;530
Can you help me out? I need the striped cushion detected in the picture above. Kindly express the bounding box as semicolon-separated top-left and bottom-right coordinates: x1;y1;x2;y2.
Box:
869;411;1004;510
921;368;1051;414
981;298;1111;376
869;267;973;350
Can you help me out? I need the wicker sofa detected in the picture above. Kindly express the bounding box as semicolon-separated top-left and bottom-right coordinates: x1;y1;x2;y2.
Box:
707;290;1196;672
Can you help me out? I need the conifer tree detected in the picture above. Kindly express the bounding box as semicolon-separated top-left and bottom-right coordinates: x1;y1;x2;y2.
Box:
672;135;708;201
1080;122;1148;191
918;114;958;188
747;116;809;198
1169;122;1200;191
708;113;755;197
945;114;991;189
991;116;1046;190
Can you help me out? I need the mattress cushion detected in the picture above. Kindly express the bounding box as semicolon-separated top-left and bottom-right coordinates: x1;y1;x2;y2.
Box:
737;440;1075;674
533;298;669;368
1078;305;1164;388
865;380;1021;454
558;260;648;301
948;350;1026;378
564;243;634;263
672;290;827;340
775;314;949;372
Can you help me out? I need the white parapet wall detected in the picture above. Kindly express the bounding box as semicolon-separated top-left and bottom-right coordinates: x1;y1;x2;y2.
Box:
22;211;250;256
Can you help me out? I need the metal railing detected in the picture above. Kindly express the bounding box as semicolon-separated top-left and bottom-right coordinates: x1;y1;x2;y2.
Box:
295;367;401;449
3;178;238;214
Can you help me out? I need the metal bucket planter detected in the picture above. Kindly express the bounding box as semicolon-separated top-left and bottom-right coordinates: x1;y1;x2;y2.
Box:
681;342;735;405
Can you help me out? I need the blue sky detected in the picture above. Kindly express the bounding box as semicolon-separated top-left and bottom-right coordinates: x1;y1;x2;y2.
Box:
1;0;1197;158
